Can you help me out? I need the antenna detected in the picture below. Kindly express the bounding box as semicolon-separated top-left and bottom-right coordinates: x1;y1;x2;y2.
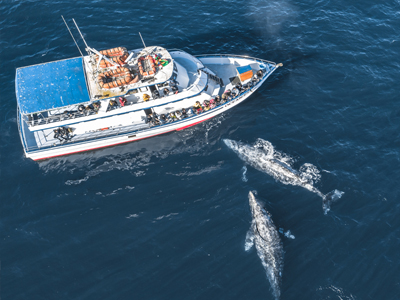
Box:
72;18;89;51
139;32;146;49
61;15;83;56
70;18;118;68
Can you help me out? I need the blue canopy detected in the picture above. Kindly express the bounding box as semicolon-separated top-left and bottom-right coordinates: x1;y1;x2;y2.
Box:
16;57;91;115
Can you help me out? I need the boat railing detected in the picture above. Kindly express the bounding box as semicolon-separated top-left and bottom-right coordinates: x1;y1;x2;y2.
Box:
24;102;102;127
194;53;277;66
25;122;151;153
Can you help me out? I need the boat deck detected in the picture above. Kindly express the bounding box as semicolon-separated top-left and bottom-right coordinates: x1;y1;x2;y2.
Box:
84;46;174;100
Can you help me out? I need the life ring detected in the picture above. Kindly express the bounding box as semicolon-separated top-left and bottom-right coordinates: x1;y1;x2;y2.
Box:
138;55;156;77
97;67;133;89
97;47;129;68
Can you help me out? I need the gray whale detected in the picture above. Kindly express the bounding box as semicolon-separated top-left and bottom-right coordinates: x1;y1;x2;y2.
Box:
245;191;284;300
224;138;343;213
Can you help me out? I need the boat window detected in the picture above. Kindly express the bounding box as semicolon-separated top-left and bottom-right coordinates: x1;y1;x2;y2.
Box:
139;87;148;92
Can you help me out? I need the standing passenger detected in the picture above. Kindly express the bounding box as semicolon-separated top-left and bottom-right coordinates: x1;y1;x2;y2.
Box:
119;97;127;106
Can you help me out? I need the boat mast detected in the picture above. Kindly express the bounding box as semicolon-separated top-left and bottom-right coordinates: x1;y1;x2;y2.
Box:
61;15;83;57
72;18;118;68
139;32;146;48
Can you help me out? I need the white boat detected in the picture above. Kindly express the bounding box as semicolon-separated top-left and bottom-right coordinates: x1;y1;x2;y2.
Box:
16;42;281;161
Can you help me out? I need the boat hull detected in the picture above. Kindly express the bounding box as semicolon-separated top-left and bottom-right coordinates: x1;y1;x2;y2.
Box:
23;70;275;161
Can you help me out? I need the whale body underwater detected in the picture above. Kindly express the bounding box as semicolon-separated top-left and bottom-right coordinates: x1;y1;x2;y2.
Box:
245;191;284;300
223;138;343;213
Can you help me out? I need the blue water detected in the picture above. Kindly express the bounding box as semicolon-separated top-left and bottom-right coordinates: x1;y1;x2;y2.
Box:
1;1;400;299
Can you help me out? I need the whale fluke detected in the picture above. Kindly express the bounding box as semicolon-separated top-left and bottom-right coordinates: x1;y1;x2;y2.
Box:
323;189;345;214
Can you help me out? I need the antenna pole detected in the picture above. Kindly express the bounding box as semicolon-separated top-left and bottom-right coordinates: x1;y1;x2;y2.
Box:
71;18;118;68
61;15;83;56
72;18;89;50
139;32;146;48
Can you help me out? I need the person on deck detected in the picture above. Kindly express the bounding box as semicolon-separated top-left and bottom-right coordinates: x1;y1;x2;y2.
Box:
109;100;118;110
143;94;150;102
168;112;177;122
160;114;167;124
203;100;211;111
93;102;100;112
163;88;170;96
209;99;216;109
78;105;85;114
171;85;179;94
175;110;182;119
215;95;221;106
193;101;203;114
181;108;188;118
119;97;127;106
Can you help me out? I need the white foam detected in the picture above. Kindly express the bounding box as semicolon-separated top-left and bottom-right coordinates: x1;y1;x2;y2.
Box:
241;166;248;182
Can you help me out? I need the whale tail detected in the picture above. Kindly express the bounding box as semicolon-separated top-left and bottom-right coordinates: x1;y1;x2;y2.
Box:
322;189;344;214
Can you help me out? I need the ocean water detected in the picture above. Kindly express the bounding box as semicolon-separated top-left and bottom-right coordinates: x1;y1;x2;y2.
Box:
1;0;400;299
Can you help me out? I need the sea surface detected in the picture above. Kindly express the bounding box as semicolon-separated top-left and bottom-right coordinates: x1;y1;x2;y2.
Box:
1;0;400;299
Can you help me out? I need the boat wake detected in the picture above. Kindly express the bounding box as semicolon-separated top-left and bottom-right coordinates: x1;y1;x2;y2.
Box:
224;138;343;213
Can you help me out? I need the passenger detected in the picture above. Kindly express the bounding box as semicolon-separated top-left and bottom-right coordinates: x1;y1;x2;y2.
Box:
146;113;154;124
163;87;170;96
181;108;188;118
160;114;167;124
221;93;228;103
257;70;263;78
153;114;161;125
223;89;232;101
171;85;179;94
54;127;72;142
119;97;127;107
175;110;182;119
85;104;94;114
53;128;63;141
236;83;243;93
193;101;203;114
147;113;161;126
252;75;259;85
152;90;160;99
78;105;85;114
109;100;118;108
231;87;239;98
168;112;177;122
93;102;100;112
143;94;150;102
215;95;221;106
203;100;211;111
209;99;216;109
188;107;195;116
63;110;74;118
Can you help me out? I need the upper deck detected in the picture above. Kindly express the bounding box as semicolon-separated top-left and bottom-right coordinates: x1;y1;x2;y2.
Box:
15;57;91;115
84;46;174;100
15;46;175;116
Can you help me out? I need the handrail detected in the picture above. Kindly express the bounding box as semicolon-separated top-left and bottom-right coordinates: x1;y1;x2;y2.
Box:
195;53;277;66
